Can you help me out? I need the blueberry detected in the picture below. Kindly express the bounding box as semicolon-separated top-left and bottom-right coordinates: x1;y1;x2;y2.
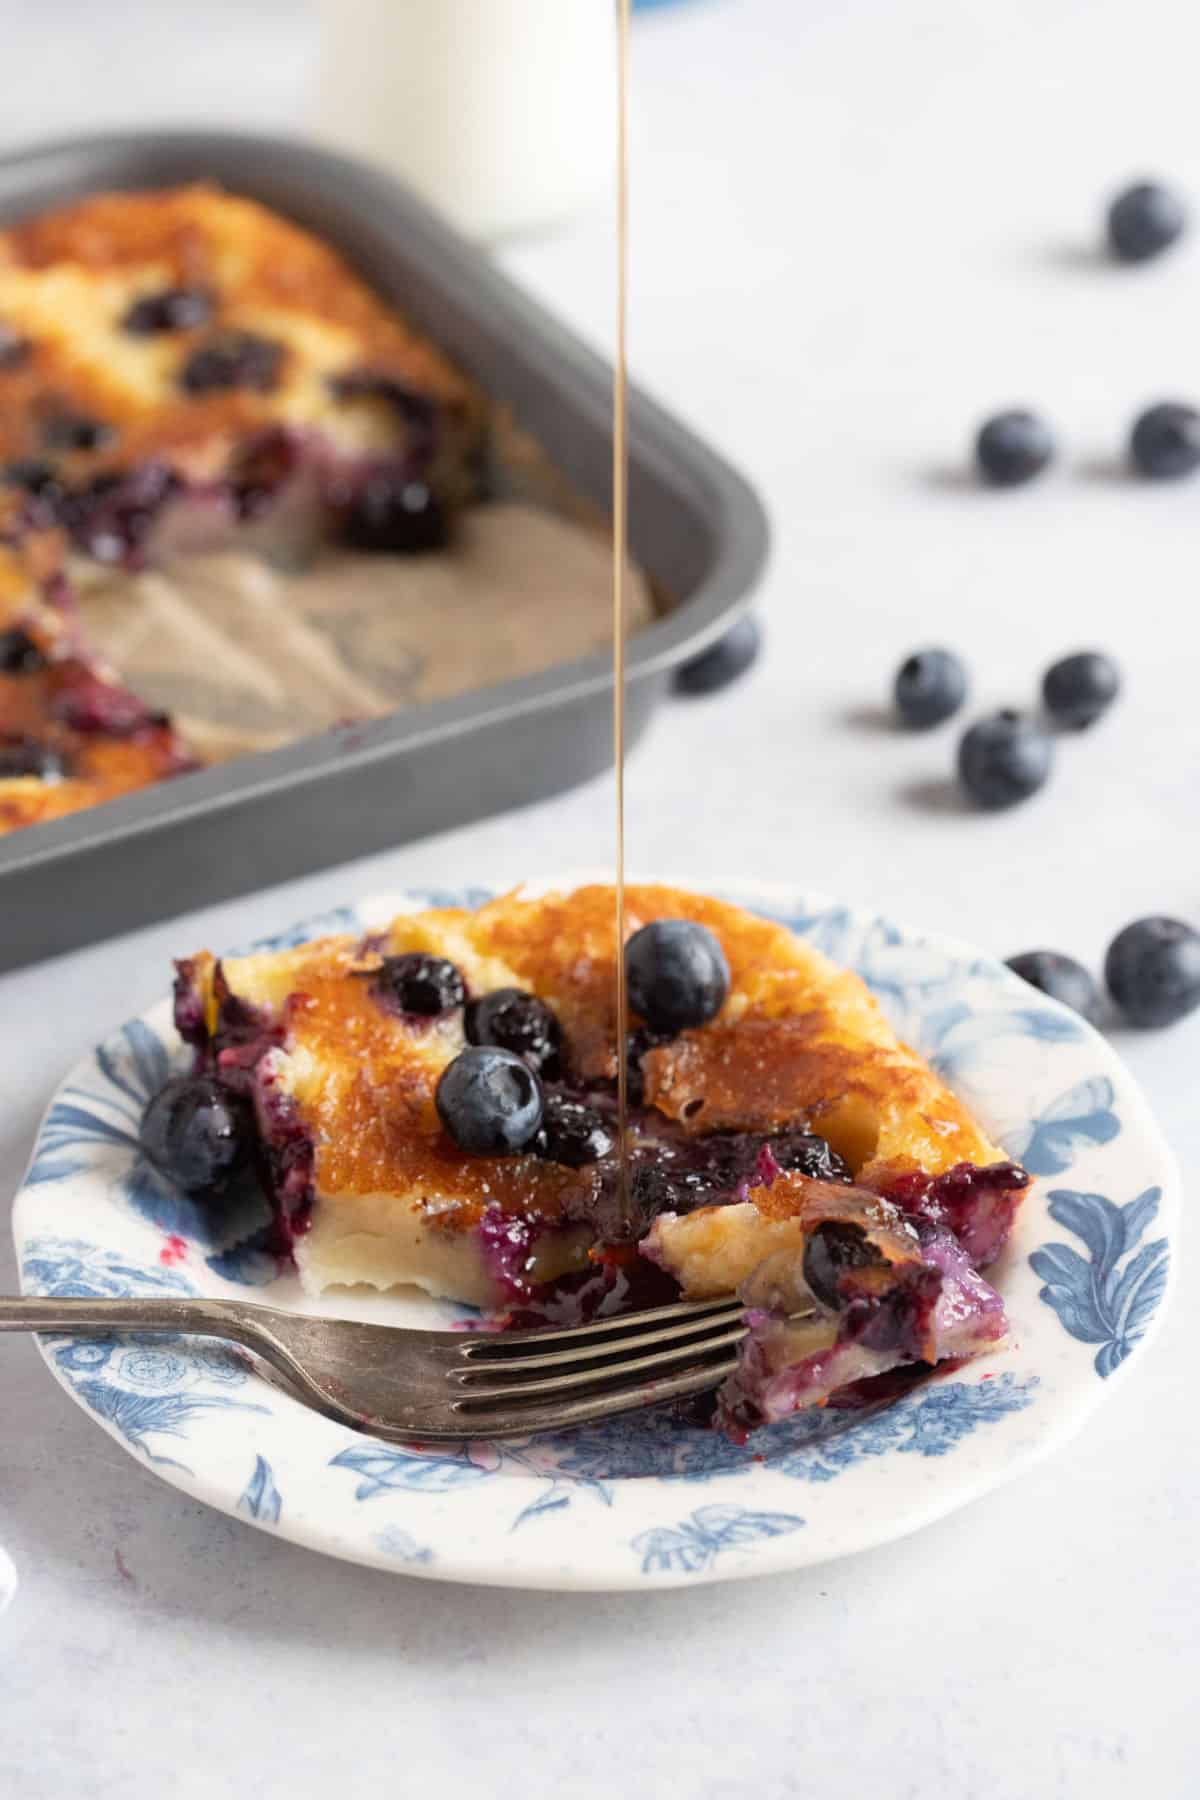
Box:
334;466;447;554
0;323;30;369
1105;916;1200;1027
802;1221;884;1312
3;459;63;499
689;1129;852;1186
59;463;181;565
435;1046;544;1154
1005;950;1103;1023
1107;181;1186;264
373;952;465;1017
957;709;1054;809
1129;402;1200;479
227;427;301;521
0;739;65;780
41;412;116;453
0;628;48;675
465;987;562;1077
139;1075;252;1194
1042;650;1121;730
329;371;439;462
674;615;762;697
893;647;968;729
122;286;214;335
535;1095;614;1167
180;331;284;394
767;1131;853;1184
975;411;1055;487
625;919;731;1033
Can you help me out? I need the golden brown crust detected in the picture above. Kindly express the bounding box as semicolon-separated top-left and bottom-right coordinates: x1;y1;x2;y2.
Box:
190;885;1013;1272
0;184;487;837
0;184;480;480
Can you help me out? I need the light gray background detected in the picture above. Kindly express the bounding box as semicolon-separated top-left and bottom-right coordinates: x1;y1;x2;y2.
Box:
1;2;1197;1795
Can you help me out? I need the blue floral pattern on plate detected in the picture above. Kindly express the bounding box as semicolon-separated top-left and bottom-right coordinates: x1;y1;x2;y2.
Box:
11;878;1179;1589
1030;1187;1169;1377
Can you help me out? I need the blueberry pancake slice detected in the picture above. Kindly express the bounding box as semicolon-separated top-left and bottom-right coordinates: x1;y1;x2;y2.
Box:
166;885;1031;1436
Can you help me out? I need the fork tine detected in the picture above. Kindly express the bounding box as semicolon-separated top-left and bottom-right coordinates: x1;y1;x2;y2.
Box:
458;1294;743;1359
456;1355;743;1438
454;1321;749;1405
456;1308;747;1382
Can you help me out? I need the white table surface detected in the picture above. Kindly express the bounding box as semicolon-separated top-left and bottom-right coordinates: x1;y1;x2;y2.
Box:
2;2;1198;1794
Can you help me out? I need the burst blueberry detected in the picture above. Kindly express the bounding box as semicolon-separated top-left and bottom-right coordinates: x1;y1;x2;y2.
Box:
41;411;116;453
0;739;65;780
1105;916;1200;1027
0;628;48;675
334;465;447;554
535;1095;614;1167
893;647;968;729
122;286;214;335
373;952;465;1017
1129;402;1200;479
139;1075;252;1194
465;987;562;1077
957;709;1054;809
1107;181;1186;264
435;1046;544;1154
1005;950;1103;1023
975;411;1055;487
625;919;731;1034
802;1221;884;1311
180;331;284;394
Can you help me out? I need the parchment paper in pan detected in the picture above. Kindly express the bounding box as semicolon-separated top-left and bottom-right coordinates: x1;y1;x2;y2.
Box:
73;501;654;762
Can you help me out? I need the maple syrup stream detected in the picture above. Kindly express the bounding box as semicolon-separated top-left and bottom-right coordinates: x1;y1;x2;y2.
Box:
613;0;632;1227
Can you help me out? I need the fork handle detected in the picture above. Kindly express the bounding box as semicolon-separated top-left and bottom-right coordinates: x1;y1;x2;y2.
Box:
0;1295;267;1347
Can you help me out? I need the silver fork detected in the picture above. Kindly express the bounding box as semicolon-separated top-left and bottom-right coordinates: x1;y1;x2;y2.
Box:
0;1293;750;1440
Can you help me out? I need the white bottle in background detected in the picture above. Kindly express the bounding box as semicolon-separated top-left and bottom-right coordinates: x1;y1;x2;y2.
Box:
311;0;616;241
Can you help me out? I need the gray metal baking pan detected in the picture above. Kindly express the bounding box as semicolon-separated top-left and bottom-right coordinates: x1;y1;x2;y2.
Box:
0;131;769;972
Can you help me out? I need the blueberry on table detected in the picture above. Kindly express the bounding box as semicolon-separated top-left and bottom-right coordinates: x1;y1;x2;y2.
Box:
1105;916;1200;1027
674;615;762;696
1129;403;1200;479
625;919;731;1033
1107;181;1186;264
1005;951;1103;1023
975;411;1055;487
1042;651;1121;730
893;647;967;729
957;710;1054;810
373;952;465;1017
435;1046;544;1154
535;1095;614;1167
139;1076;252;1194
465;988;563;1078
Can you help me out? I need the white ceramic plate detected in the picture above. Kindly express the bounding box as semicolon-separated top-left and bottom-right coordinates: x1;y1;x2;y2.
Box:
12;879;1178;1590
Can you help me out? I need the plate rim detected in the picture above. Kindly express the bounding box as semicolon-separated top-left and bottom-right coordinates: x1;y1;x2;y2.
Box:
12;874;1180;1591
